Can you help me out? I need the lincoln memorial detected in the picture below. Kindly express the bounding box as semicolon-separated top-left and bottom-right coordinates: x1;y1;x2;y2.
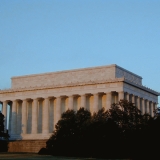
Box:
0;64;159;142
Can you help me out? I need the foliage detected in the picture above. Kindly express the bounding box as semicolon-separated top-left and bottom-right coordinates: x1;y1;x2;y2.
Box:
0;111;9;152
46;100;160;159
0;112;9;139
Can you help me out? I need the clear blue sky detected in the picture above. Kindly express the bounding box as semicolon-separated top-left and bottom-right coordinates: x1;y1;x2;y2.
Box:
0;0;160;101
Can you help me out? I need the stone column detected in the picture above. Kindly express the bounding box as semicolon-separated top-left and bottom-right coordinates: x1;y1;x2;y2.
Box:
132;95;135;104
118;91;124;101
146;100;150;114
93;93;99;113
155;103;158;109
137;97;141;110
81;94;86;109
150;102;154;117
32;99;38;134
2;101;7;130
11;100;17;135
68;96;73;110
55;97;61;127
153;103;157;116
106;92;111;110
126;93;130;101
22;100;27;134
141;99;145;114
42;98;49;134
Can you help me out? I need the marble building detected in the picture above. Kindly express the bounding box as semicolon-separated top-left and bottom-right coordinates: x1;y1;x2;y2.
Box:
0;64;159;140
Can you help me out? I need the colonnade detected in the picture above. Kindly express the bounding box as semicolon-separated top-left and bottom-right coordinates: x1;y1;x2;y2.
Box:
0;91;157;139
124;92;156;117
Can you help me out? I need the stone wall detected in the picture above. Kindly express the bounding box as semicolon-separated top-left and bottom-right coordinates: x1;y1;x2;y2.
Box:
116;66;142;85
11;64;142;89
8;140;47;153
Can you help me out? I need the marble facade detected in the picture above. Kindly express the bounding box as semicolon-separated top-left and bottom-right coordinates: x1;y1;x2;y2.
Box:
0;64;159;140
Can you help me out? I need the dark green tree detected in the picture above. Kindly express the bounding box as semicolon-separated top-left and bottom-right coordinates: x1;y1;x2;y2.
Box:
46;100;159;159
0;112;9;139
0;111;9;152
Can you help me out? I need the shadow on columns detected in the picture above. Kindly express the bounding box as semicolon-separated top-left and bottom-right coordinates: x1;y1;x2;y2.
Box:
9;101;23;140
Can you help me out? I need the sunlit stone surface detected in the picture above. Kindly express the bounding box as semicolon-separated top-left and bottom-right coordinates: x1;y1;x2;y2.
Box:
0;64;159;140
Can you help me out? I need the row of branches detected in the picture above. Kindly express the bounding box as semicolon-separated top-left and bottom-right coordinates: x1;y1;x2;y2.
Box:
46;100;160;159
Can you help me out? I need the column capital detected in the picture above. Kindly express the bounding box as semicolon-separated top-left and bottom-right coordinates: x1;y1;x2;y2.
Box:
106;92;112;97
12;100;17;104
44;97;50;100
2;101;7;104
94;93;99;96
56;96;61;100
22;99;27;102
68;95;73;98
12;100;17;103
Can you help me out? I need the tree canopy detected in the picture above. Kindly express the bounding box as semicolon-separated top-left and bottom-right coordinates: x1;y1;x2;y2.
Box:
0;111;10;152
46;100;160;159
0;112;9;139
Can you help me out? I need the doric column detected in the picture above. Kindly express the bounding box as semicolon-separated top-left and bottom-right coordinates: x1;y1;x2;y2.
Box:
55;97;61;126
154;103;157;116
32;99;38;134
68;96;73;110
93;93;99;113
150;102;154;117
118;91;124;101
22;100;27;134
126;93;130;101
132;95;135;104
81;94;86;109
2;101;7;130
146;100;150;114
155;103;158;109
137;97;141;110
11;100;17;135
42;98;49;134
141;99;145;114
106;92;111;110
